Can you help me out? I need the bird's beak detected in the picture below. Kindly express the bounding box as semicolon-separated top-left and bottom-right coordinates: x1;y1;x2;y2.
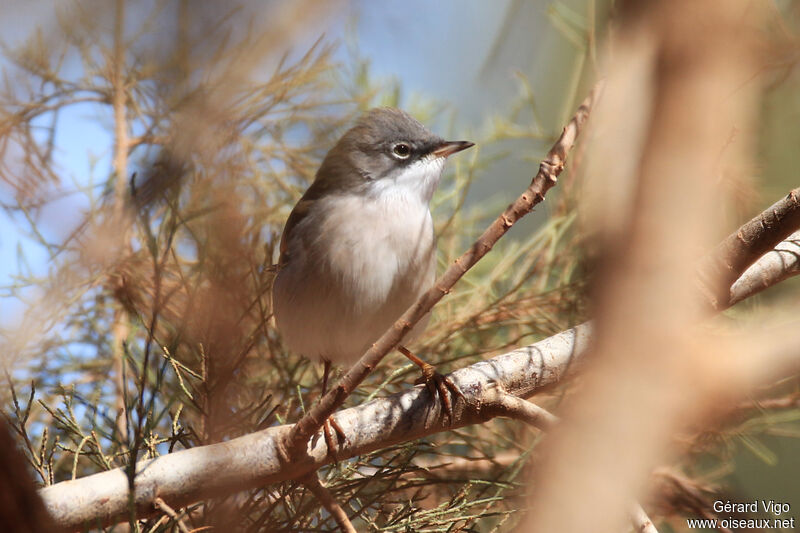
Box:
432;140;475;158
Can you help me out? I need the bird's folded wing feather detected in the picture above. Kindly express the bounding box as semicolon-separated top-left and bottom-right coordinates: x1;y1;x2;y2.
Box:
278;198;315;267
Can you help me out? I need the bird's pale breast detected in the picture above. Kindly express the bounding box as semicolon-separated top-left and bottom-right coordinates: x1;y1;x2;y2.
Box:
273;190;436;364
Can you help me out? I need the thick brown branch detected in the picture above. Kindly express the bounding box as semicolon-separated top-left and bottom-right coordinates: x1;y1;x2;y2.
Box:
287;82;604;454
728;229;800;305
699;188;800;308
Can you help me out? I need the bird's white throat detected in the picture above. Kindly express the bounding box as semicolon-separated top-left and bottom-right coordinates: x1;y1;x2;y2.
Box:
367;154;446;205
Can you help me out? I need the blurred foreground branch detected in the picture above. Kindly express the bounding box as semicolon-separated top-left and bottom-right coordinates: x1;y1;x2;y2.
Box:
0;419;57;533
521;2;780;532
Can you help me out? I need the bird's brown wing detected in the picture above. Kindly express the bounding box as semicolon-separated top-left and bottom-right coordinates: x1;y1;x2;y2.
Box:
278;198;315;267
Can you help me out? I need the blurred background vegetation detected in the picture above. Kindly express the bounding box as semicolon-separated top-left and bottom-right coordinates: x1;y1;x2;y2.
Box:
0;0;797;531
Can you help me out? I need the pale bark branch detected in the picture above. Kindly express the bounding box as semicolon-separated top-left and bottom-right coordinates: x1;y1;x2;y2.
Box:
36;77;800;528
39;326;592;529
630;503;659;533
37;260;800;530
287;83;604;454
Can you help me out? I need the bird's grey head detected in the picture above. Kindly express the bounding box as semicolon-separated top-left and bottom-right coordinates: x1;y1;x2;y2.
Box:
311;107;473;203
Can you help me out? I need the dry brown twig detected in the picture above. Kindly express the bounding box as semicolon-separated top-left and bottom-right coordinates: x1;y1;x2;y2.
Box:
299;473;356;533
38;325;590;528
153;497;191;533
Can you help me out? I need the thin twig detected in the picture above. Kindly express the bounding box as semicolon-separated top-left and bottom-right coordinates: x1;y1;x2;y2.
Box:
483;388;558;430
153;497;191;533
38;87;800;530
36;311;800;527
300;472;357;533
37;325;593;529
110;0;131;450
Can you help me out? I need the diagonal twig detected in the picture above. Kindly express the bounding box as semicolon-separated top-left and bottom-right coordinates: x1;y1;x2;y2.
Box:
38;325;593;529
153;497;191;533
300;472;356;533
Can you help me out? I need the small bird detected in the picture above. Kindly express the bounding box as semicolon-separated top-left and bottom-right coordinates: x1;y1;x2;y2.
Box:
272;107;473;448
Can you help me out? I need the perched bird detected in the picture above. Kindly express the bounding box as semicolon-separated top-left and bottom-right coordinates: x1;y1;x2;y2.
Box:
272;107;473;448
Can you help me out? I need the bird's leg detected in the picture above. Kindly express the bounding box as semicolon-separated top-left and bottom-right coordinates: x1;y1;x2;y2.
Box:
320;359;347;460
397;346;465;422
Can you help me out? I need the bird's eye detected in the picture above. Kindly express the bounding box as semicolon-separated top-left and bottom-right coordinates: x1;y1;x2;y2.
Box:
392;143;411;159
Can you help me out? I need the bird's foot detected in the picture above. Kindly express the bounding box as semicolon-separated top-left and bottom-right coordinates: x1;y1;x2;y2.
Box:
277;416;347;466
322;416;348;463
415;362;465;422
276;434;293;465
398;346;465;423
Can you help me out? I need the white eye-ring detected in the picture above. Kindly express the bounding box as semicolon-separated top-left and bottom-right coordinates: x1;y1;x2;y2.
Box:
392;142;411;159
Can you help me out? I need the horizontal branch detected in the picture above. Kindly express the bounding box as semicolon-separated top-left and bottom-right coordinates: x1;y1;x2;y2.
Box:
40;325;593;529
